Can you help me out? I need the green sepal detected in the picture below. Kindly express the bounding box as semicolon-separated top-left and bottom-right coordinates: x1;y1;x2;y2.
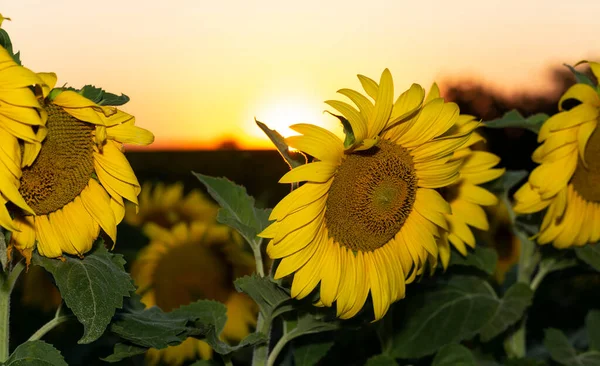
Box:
565;63;596;88
0;29;21;65
326;111;355;149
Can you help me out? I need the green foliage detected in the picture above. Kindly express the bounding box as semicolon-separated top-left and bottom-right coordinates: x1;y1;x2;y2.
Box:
0;29;21;65
234;275;291;320
484;110;549;134
77;85;130;106
586;310;600;351
575;244;600;271
365;354;399;366
255;119;307;169
391;276;499;358
194;174;271;251
448;246;498;275
4;341;67;366
106;297;266;361
479;283;533;342
543;328;600;366
100;344;146;363
293;340;334;366
32;241;134;344
432;344;476;366
189;361;219;366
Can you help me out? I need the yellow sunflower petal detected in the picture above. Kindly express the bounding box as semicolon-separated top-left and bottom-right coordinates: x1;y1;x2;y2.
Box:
368;69;394;137
559;83;600;109
270;180;332;221
34;215;65;259
279;161;338;184
324;99;368;143
336;88;373;121
80;179;117;243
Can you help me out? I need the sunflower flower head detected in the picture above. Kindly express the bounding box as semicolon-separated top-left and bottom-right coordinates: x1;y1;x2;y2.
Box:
430;83;505;267
260;69;478;321
513;61;600;248
0;47;47;234
124;181;219;230
131;221;257;365
7;77;154;262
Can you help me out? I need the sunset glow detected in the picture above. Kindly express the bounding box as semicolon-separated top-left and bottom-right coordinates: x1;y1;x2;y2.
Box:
3;1;599;150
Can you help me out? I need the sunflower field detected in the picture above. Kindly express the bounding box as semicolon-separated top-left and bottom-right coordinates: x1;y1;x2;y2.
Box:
1;14;600;366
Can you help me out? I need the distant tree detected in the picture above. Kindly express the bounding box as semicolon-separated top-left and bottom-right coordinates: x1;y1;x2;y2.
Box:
440;66;591;171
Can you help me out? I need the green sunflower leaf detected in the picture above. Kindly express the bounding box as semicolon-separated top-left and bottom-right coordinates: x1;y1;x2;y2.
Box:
484;110;549;134
108;297;266;358
4;340;68;366
100;343;147;363
543;328;600;366
575;244;600;271
293;340;334;366
365;354;399;366
564;63;596;87
32;241;135;344
234;275;291;320
479;283;533;342
390;275;499;358
448;246;498;275
586;310;600;351
189;361;220;366
432;344;477;366
193;174;272;251
255;119;307;169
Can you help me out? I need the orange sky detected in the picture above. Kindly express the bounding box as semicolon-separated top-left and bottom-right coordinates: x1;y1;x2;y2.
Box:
3;1;599;150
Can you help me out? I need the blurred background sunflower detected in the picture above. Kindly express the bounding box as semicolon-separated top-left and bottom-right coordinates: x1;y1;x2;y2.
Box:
124;181;218;230
129;218;257;365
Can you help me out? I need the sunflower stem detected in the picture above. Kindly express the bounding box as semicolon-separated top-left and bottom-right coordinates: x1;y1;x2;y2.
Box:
28;314;74;342
266;331;293;366
253;246;265;278
252;313;270;366
505;234;540;359
0;260;25;362
251;237;270;365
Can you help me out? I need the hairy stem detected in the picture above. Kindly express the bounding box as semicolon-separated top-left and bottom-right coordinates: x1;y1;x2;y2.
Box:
28;314;74;342
0;261;25;362
266;331;293;366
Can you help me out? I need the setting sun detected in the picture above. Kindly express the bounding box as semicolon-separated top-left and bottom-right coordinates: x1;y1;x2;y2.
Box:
248;95;343;145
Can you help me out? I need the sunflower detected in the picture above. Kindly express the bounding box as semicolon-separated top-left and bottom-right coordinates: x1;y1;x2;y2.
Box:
130;221;257;365
0;46;47;233
513;61;600;248
260;69;475;320
429;83;505;266
484;201;521;284
8;73;154;261
124;181;218;229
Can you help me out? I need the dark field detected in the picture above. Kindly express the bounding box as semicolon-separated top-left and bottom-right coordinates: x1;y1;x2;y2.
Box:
126;149;294;209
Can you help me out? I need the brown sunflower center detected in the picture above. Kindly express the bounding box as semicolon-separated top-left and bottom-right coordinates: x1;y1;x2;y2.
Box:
152;242;233;312
572;125;600;202
19;104;95;215
324;139;417;252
